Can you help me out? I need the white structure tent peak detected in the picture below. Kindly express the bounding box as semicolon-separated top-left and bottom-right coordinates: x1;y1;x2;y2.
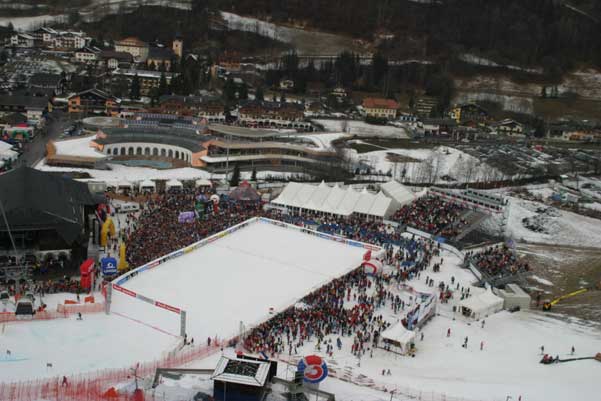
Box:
272;182;399;219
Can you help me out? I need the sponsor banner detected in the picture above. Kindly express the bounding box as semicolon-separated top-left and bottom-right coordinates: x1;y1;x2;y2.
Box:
113;284;137;298
346;240;364;248
147;260;160;269
363;244;380;251
137;266;149;274
184;246;195;254
136;293;154;305
172;250;184;258
155;301;181;314
115;277;129;286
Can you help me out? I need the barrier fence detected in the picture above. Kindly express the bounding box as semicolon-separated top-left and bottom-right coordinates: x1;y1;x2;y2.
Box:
280;357;483;401
0;303;105;324
0;217;474;401
0;338;229;401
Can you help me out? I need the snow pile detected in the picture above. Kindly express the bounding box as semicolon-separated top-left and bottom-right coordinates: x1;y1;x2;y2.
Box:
315;119;409;138
0;14;66;31
353;146;505;184
36;159;212;182
506;197;601;248
520;205;561;234
298;133;350;150
53;135;106;159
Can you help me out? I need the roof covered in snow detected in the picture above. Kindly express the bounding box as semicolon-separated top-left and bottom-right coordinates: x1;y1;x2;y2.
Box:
272;182;399;218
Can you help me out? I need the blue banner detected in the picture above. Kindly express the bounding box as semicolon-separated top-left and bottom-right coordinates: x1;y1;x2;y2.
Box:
101;257;118;275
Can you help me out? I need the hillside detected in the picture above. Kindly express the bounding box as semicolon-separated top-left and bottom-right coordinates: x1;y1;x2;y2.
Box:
220;0;601;71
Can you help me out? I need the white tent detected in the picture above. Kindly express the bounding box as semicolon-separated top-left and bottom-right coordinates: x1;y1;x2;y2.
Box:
381;180;416;206
139;179;156;192
272;182;397;218
380;321;416;355
166;179;183;191
195;179;212;188
117;180;134;193
459;289;504;320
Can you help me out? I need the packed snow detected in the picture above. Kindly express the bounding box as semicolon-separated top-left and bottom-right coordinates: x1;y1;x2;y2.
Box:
505;197;601;248
352;146;505;183
53;135;106;159
159;245;601;401
0;14;66;31
0;313;177;382
35;159;212;183
112;219;367;344
315;119;409;138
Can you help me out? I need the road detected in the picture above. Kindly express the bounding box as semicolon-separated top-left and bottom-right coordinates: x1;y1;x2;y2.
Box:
18;111;67;168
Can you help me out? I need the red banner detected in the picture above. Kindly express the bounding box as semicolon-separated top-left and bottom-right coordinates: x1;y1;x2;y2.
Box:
112;284;137;298
155;301;181;314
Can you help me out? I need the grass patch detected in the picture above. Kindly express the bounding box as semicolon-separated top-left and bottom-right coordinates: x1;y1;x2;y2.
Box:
534;98;601;120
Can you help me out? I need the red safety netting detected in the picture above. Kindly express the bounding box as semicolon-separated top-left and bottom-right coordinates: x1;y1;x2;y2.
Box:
0;338;229;401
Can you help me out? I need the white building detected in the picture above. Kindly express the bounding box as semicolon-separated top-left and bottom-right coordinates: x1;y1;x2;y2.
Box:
114;37;149;62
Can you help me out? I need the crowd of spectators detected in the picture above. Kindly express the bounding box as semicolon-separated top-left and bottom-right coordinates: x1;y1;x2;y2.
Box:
391;195;467;238
125;189;263;267
243;240;443;358
467;244;529;278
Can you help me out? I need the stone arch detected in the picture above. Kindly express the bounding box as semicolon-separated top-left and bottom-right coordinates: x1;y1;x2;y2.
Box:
120;147;126;156
161;148;166;157
168;149;173;158
128;147;134;156
136;147;142;155
175;151;180;159
144;147;150;156
153;148;159;156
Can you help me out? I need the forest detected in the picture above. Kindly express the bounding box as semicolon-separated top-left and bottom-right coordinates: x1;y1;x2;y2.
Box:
210;0;601;71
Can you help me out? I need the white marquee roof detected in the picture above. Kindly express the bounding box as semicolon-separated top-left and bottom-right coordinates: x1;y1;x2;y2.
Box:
380;180;416;206
381;321;416;348
273;182;399;218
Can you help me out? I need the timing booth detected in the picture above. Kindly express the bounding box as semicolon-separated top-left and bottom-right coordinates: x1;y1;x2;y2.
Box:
211;356;271;401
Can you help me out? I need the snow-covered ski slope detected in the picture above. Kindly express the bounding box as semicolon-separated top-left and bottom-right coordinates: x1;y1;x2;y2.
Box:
0;218;369;383
111;218;369;346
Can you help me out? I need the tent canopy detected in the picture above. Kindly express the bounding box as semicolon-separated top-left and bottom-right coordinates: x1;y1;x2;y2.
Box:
273;182;397;218
381;321;416;352
166;179;183;189
460;289;504;320
139;179;155;189
381;180;415;206
195;179;212;188
229;180;260;201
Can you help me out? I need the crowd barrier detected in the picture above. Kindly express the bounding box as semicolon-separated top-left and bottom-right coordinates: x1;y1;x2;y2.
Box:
0;338;229;401
57;303;105;315
0;303;105;324
279;357;482;401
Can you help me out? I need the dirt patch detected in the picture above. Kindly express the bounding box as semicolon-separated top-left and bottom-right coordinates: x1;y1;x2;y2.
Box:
386;153;420;164
517;244;601;324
